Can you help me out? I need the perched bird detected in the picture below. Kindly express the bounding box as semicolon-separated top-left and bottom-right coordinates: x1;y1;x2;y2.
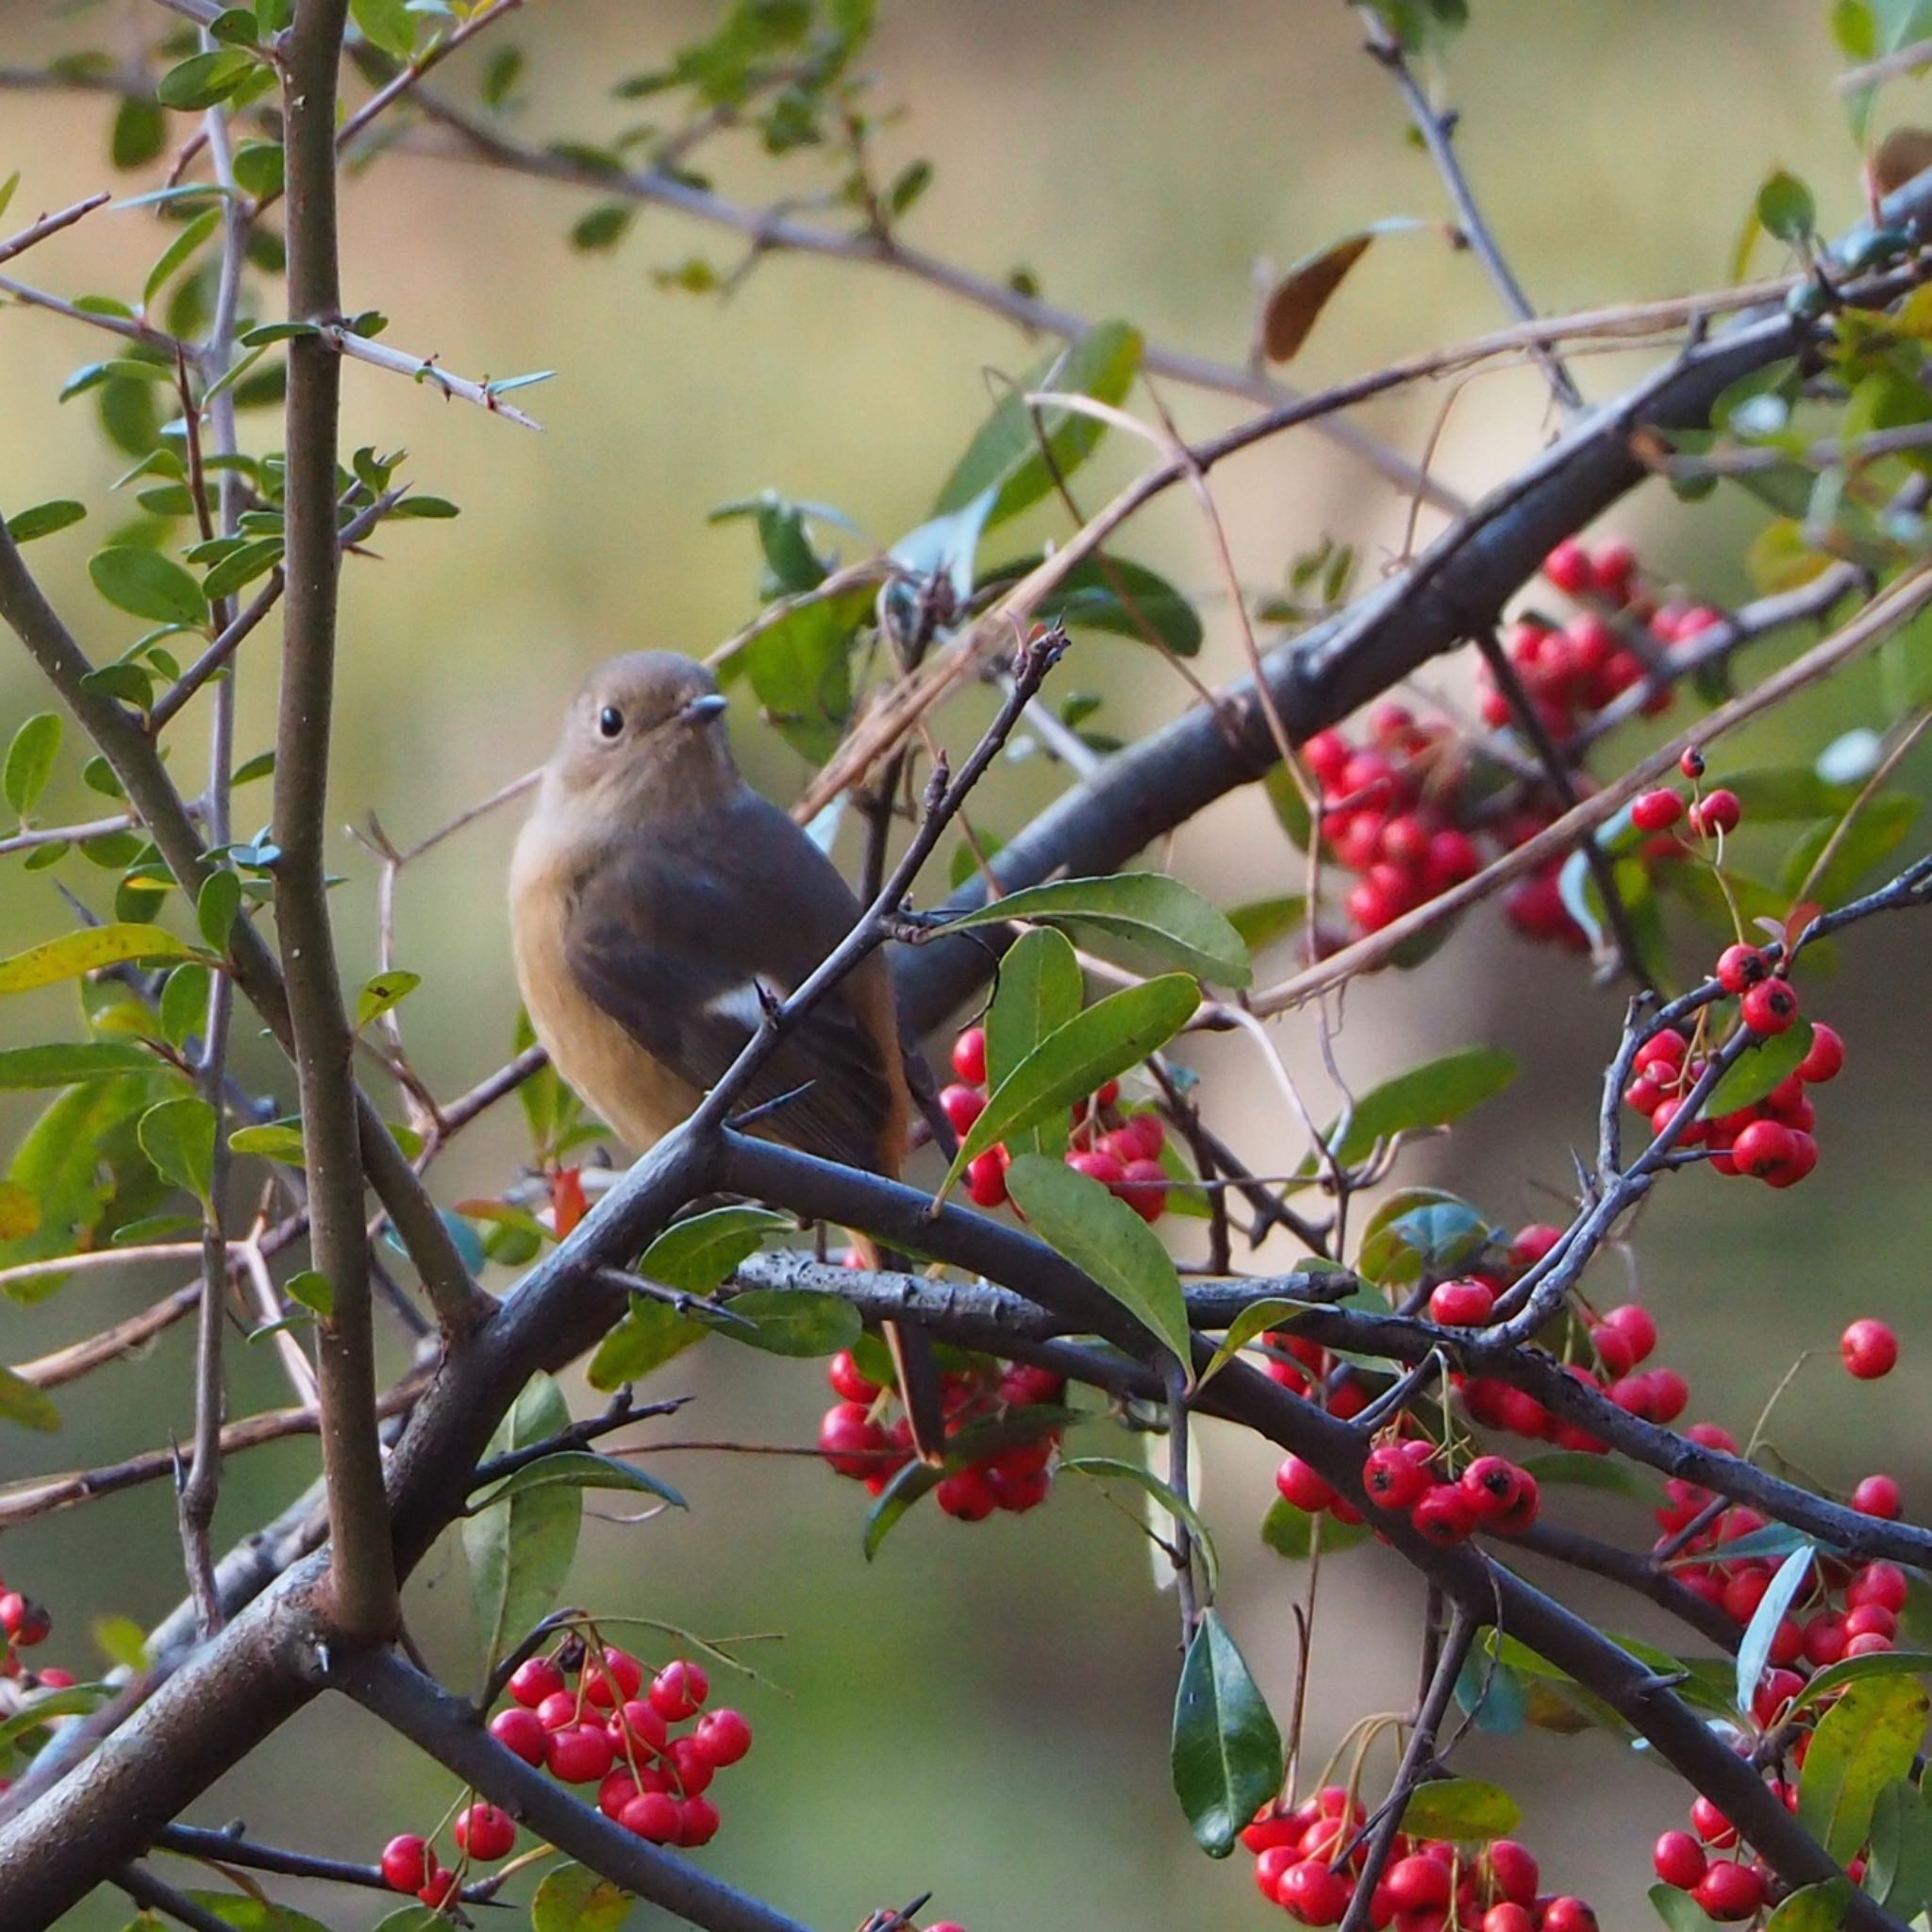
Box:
509;651;944;1456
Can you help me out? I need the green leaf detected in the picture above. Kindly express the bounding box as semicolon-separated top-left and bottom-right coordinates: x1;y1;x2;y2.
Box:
139;1094;215;1204
1704;1019;1814;1117
1865;1777;1932;1924
531;1860;633;1932
284;1269;332;1318
740;584;871;764
1757;169;1818;245
1793;1651;1932;1710
1397;1776;1523;1842
1307;1046;1519;1174
474;1449;685;1512
1782;793;1920;903
89;547;208;627
194;869;241;952
1259;1495;1369;1559
227;1120;306;1164
0;1364;60;1433
985;926;1083;1158
92;1612;150;1672
1650;1881;1725;1931
1060;1455;1219;1594
0;923;201;994
111;96;167;170
4;713;62;819
1226;894;1307;951
0;1683;112;1751
638;1205;792;1292
0;1076;158;1290
1171;1608;1282;1857
350;0;416;58
0;1181;37;1241
935;320;1143;527
946;974;1201;1187
156;49;259;110
1005;1154;1191;1364
1196;1296;1311;1389
1880;607;1932;715
159;962;210;1050
978;552;1204;657
1356;1187;1494;1286
230;141;284;197
201;536;283;602
702;1288;859;1357
177;1897;334;1932
1798;1673;1930;1861
587;1295;708;1391
6;501;86;545
1516;1451;1658;1499
936;874;1250;989
355;969;421;1027
1737;1542;1816;1713
464;1373;581;1676
142;208;221;309
0;1042;153;1090
1722;766;1857;821
1765;1880;1854;1930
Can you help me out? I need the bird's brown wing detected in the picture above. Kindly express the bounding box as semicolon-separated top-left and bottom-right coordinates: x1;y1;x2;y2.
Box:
563;790;901;1171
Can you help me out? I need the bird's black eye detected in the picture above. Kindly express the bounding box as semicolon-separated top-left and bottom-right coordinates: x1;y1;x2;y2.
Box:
597;706;624;740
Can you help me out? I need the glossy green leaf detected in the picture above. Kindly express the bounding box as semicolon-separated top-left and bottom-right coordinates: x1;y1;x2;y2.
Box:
464;1373;581;1676
1397;1776;1522;1842
702;1288;860;1357
740;583;872;764
1005;1154;1191;1364
355;969;421;1027
936;873;1250;989
1306;1047;1519;1174
1356;1187;1494;1286
1793;1651;1932;1710
0;1042;154;1090
1196;1297;1312;1388
91;1613;149;1672
0;1076;158;1288
0;1365;60;1433
0;1683;111;1753
638;1206;792;1292
284;1269;332;1318
4;713;63;819
1061;1455;1219;1594
1226;894;1307;951
139;1094;215;1204
350;0;416;59
201;537;283;602
227;1120;306;1164
473;1449;684;1512
1758;169;1818;244
89;547;208;627
1782;793;1920;903
1171;1608;1282;1857
178;1897;333;1932
111;95;167;169
986;925;1084;1157
863;1405;1074;1557
587;1295;708;1391
1865;1776;1932;1924
531;1859;633;1932
155;49;258;110
6;501;86;545
1516;1451;1657;1499
158;962;209;1050
1456;1649;1528;1735
1704;1020;1814;1117
1798;1673;1929;1861
935;320;1142;527
1764;1879;1854;1930
945;974;1200;1187
1259;1495;1370;1558
142;208;221;308
1737;1543;1816;1713
0;924;201;995
977;552;1204;656
194;869;241;952
1649;1881;1725;1931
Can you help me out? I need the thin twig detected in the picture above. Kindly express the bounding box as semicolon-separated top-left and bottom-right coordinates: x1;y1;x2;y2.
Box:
0;192;111;271
316;322;544;427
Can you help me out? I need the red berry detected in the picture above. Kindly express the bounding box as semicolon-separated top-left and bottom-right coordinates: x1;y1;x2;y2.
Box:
1636;1028;1689;1073
1799;1022;1845;1082
1855;1474;1903;1519
939;1083;986;1135
1739;978;1799;1037
1116;1157;1169;1222
667;1733;715;1795
951;1027;988;1085
1731;1118;1799;1183
1275;1456;1337;1514
1363;1440;1435;1511
1544;539;1594;595
1654;1830;1707;1890
935;1466;999;1521
1459;1456;1526;1520
828;1348;880;1404
1690;1795;1737;1846
1509;1223;1564;1268
692;1707;753;1768
965;1147;1009;1208
417;1867;459;1909
1541;1899;1598;1932
1483;1908;1535;1932
1841;1318;1897;1380
1108;1112;1166;1163
582;1647;641;1708
1276;1857;1351;1925
819;1401;887;1478
1428;1277;1496;1326
1411;1484;1476;1545
1601;1303;1657;1362
1066;1149;1125;1188
1632;789;1684;832
611;1696;670;1755
1851;1561;1908;1611
1487;1840;1539;1905
1593;539;1638;596
1386;1853;1453;1912
1689;789;1741;837
455;1803;516;1863
489;1705;548;1766
1845;1604;1898;1639
650;1659;709;1722
381;1835;433;1894
547;1722;615;1784
620;1790;681;1841
535;1690;578;1731
1693;1861;1765;1923
1714;943;1768;994
676;1794;722;1846
509;1656;565;1708
1848;1629;1898;1657
1304;730;1352;786
1680;747;1707;778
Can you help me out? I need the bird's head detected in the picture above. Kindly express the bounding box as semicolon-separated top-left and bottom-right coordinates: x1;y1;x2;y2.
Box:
544;650;739;823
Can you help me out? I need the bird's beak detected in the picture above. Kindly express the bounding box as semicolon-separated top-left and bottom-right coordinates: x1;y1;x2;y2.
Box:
679;692;728;724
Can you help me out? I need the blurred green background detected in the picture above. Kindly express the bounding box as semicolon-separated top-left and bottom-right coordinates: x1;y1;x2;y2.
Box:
1;1;1930;1926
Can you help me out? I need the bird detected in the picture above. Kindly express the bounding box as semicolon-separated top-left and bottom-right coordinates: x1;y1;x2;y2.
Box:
509;650;946;1459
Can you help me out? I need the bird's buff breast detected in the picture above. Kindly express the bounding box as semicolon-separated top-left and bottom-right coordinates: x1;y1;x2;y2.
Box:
508;825;702;1151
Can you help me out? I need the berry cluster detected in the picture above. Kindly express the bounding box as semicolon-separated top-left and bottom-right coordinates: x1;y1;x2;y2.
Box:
1276;1435;1541;1550
460;1639;752;1855
1626;978;1842;1191
1243;1790;1596;1930
943;1025;1171;1221
820;1349;1066;1521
